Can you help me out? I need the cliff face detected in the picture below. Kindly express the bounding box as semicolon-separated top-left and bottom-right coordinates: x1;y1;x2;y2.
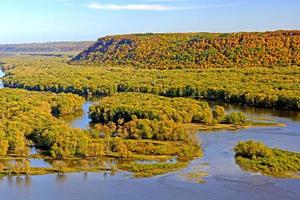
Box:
71;31;300;69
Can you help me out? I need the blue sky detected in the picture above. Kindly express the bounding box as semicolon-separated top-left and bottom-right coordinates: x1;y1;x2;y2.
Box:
0;0;299;44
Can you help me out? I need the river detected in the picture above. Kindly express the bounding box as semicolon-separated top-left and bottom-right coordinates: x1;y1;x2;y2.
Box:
0;67;300;199
0;66;4;88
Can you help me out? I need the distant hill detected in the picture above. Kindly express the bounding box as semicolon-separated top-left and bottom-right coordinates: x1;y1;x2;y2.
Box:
0;41;93;53
71;31;300;69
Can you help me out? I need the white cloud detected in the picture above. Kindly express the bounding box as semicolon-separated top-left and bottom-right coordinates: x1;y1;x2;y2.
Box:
86;2;189;11
85;1;238;11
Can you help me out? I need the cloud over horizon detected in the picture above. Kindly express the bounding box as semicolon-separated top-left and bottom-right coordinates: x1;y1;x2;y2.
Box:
85;1;238;11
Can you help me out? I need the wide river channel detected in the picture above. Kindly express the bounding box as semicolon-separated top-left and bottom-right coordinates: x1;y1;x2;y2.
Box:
0;68;300;200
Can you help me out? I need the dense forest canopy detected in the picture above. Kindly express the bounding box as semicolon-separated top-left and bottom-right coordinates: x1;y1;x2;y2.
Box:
89;93;213;124
0;88;86;157
3;56;300;110
88;93;246;142
71;30;300;69
0;88;201;168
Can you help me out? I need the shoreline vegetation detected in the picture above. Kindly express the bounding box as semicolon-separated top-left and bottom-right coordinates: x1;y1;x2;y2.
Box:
0;89;285;178
0;30;299;179
234;140;300;178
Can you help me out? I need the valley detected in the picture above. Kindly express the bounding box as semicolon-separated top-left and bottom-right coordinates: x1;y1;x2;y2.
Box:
0;30;300;200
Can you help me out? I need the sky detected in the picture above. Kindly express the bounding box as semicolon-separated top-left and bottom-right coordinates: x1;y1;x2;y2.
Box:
0;0;299;44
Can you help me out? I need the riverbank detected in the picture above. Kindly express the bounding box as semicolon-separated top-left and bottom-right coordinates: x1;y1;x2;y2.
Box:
0;82;300;200
1;111;300;200
0;117;286;179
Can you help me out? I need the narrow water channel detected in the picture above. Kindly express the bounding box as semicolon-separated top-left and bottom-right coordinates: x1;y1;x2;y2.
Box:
0;66;300;199
0;66;4;88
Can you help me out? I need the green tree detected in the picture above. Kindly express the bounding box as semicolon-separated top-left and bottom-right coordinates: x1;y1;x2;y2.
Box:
22;159;31;176
213;106;226;123
225;112;246;125
0;139;9;156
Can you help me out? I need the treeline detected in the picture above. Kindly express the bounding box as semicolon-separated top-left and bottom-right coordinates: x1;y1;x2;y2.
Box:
2;56;300;110
0;88;86;157
90;120;201;160
71;30;300;69
89;93;213;124
89;92;246;125
0;41;93;53
234;140;300;178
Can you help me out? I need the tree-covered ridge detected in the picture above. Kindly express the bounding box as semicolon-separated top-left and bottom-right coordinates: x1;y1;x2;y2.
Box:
3;56;300;110
71;30;300;69
234;140;300;178
0;88;86;157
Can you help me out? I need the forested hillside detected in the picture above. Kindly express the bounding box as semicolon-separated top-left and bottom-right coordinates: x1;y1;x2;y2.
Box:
0;41;93;53
71;30;300;69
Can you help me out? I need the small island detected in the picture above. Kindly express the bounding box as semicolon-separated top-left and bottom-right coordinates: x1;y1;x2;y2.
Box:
234;140;300;178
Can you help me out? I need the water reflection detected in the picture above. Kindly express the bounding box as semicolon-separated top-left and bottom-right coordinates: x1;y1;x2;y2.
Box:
2;176;32;188
56;174;67;184
210;101;300;122
61;95;103;129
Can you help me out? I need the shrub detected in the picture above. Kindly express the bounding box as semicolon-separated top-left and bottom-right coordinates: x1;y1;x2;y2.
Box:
225;112;246;125
213;106;226;123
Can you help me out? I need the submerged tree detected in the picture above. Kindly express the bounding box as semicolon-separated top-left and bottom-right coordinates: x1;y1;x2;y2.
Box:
53;160;67;176
80;160;89;175
22;159;31;177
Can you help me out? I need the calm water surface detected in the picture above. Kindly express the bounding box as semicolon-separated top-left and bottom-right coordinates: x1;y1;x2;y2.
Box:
0;67;4;88
0;68;300;200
